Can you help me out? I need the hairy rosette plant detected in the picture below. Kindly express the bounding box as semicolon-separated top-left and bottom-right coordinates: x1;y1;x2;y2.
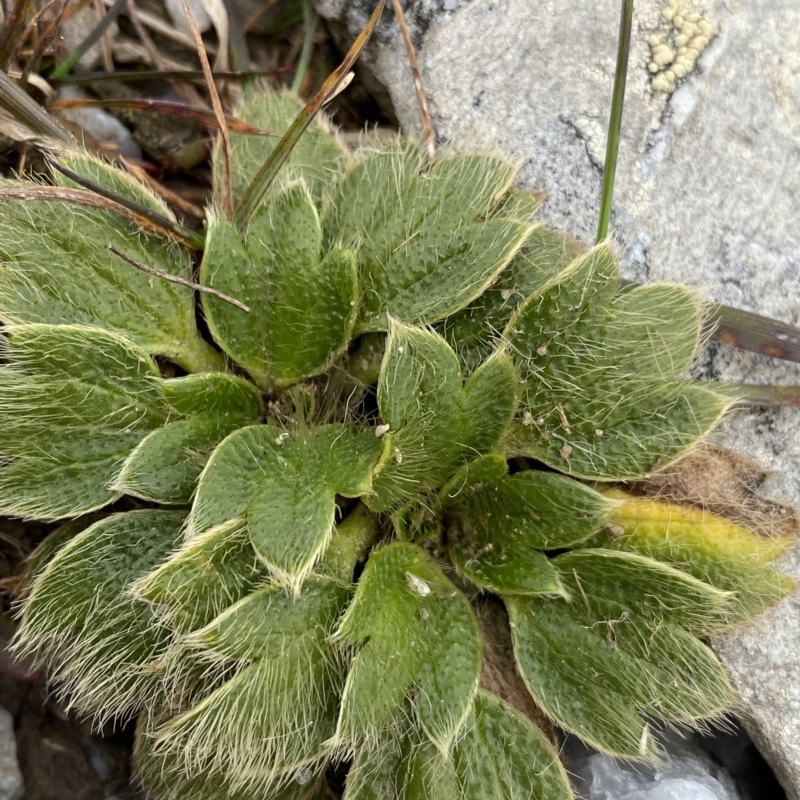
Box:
3;84;796;800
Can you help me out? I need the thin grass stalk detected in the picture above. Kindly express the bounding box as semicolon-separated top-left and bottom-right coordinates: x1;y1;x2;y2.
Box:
235;0;386;228
596;0;633;243
50;0;128;79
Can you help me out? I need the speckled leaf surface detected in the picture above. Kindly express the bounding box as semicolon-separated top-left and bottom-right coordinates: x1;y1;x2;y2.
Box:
369;322;516;511
201;183;357;388
453;691;573;800
334;542;480;753
507;549;734;760
16;510;184;720
322;145;530;330
441;455;613;594
504;244;730;479
188;424;386;588
0;325;169;519
441;226;583;373
0;158;213;370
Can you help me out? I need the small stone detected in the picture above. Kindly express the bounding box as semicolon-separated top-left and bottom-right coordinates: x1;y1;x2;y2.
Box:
163;0;212;34
564;733;744;800
405;572;431;596
0;706;23;800
61;7;118;70
55;87;141;160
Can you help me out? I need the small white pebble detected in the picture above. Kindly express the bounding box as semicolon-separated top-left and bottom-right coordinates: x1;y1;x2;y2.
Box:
406;572;431;596
375;423;390;438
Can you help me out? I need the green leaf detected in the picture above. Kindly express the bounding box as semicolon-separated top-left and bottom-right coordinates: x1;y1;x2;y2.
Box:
398;735;460;800
347;692;573;800
114;374;263;504
189;424;387;589
504;244;731;479
135;518;266;634
369;323;516;511
459;352;520;455
162;372;265;418
599;491;795;624
322;145;530;330
554;548;731;629
453;691;573;800
0;324;169;519
334;542;481;754
0;165;216;371
135;708;324;800
343;721;406;800
441;227;583;373
441;456;614;595
154;578;349;795
15;510;184;721
57;150;177;215
506;549;735;760
21;517;100;595
201;183;358;388
216;88;348;205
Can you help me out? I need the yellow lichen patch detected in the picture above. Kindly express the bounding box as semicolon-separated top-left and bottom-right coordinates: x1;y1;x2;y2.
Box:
648;0;716;93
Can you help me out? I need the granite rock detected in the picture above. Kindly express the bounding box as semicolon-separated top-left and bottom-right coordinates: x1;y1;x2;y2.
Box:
314;0;800;795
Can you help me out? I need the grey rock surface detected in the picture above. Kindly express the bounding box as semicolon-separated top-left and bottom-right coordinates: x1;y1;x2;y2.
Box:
315;0;800;795
0;706;23;800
